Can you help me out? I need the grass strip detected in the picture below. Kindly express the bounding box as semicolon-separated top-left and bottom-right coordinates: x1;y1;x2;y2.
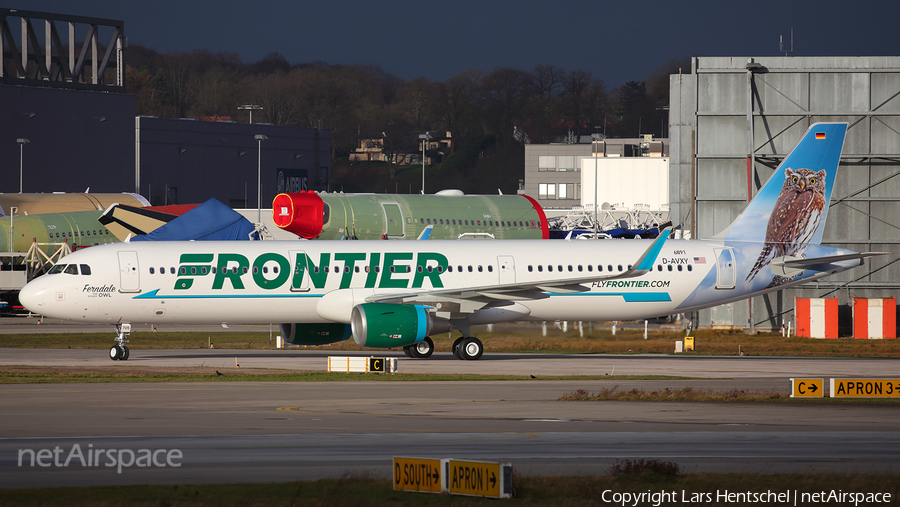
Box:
3;474;899;506
3;326;900;358
560;386;900;404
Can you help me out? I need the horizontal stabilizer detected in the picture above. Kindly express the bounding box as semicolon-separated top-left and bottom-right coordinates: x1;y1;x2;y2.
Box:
770;252;887;277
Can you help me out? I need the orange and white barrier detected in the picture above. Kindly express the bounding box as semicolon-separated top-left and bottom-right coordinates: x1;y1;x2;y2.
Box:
795;298;838;339
853;297;897;339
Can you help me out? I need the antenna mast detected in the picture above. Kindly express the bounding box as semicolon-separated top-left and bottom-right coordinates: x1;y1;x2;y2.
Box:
779;28;794;57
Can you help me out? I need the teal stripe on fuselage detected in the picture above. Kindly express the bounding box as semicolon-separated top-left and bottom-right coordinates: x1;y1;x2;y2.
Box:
134;289;322;299
547;292;671;302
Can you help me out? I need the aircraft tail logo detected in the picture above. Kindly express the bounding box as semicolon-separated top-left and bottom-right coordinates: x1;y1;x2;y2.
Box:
718;122;847;285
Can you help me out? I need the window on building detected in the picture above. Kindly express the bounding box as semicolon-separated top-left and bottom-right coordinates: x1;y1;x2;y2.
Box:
538;156;555;171
558;156;574;171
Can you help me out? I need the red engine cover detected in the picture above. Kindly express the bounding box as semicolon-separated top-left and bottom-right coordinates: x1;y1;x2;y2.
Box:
272;192;324;239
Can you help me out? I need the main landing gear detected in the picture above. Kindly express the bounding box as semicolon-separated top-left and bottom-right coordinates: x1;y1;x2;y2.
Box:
109;323;132;361
403;336;434;358
452;336;484;361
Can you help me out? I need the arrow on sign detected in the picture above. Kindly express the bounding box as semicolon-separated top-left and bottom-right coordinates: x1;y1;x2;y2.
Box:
432;467;440;482
808;383;818;393
489;471;496;488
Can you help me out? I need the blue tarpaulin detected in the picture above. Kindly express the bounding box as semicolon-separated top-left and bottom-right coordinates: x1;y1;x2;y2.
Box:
131;199;258;241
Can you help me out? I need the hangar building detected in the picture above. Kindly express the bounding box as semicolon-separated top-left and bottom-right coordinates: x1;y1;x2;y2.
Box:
670;56;900;330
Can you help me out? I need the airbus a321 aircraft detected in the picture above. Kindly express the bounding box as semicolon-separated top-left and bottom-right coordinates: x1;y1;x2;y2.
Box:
19;123;881;361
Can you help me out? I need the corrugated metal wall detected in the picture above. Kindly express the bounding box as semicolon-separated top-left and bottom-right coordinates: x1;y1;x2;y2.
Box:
670;56;900;330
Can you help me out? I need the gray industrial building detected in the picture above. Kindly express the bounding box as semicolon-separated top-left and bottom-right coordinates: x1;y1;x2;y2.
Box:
524;137;669;210
135;117;331;207
670;56;900;330
1;9;331;208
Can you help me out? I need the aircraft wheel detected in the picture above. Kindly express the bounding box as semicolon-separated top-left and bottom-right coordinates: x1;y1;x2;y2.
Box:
403;346;413;357
109;345;121;361
121;346;130;361
459;337;484;361
412;337;434;359
451;337;465;360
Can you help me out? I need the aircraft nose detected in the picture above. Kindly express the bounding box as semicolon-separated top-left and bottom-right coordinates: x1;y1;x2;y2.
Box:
18;280;46;313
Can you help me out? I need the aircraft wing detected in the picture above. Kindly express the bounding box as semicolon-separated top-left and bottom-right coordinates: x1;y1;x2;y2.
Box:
366;223;673;310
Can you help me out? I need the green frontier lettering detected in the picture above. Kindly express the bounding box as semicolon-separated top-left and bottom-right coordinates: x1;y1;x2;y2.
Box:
175;253;214;290
213;253;249;289
202;251;449;291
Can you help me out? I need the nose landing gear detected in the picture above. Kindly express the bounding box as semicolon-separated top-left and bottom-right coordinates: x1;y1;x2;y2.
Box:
109;323;131;361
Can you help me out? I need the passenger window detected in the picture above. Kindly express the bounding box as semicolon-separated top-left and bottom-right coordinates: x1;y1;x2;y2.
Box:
150;267;155;274
201;267;208;274
678;265;683;272
180;267;186;274
487;265;492;272
658;265;663;271
538;265;543;272
171;267;176;274
548;265;553;272
191;267;197;274
618;265;623;272
528;266;533;272
478;266;483;272
468;266;473;272
688;265;693;272
668;265;673;271
587;265;593;272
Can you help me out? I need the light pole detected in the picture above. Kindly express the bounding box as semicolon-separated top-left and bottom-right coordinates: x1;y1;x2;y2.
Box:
255;134;268;224
16;138;29;193
418;133;431;194
239;104;263;124
591;131;602;234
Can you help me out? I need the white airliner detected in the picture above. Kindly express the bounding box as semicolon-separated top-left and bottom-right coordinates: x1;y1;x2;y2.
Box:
19;123;881;361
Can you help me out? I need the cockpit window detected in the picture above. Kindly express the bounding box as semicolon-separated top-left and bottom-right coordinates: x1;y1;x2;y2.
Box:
64;265;79;275
80;264;92;275
48;264;65;274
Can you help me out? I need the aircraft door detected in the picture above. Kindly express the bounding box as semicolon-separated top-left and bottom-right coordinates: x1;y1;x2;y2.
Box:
714;247;735;289
498;255;516;284
382;203;404;238
117;251;140;293
290;250;310;292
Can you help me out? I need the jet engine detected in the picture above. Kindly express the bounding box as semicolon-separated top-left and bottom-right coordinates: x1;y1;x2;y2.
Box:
280;322;351;346
350;303;448;348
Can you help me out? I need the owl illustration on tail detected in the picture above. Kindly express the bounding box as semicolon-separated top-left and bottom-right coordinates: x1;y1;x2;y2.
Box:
745;167;827;283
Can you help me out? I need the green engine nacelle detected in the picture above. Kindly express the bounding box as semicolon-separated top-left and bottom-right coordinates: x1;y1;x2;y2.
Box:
350;303;434;348
280;322;352;346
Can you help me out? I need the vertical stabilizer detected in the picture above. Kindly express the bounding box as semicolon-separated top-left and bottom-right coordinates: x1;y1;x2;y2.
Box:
714;122;847;245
